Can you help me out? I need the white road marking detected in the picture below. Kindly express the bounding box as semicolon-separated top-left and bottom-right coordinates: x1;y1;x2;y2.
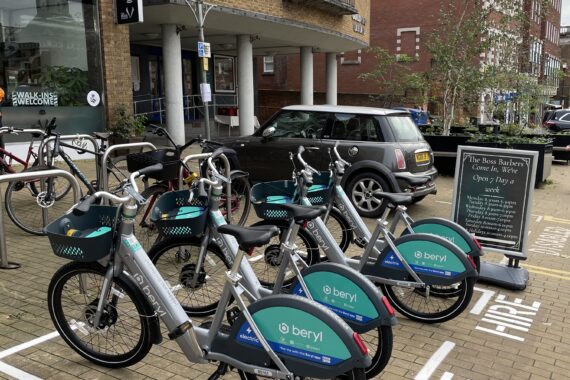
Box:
470;287;496;315
415;341;456;380
0;331;60;360
441;372;454;380
0;361;42;380
535;215;543;223
435;200;452;205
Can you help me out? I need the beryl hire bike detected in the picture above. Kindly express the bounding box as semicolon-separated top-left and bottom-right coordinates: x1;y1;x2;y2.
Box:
147;151;397;379
250;146;479;323
295;142;483;270
45;156;370;379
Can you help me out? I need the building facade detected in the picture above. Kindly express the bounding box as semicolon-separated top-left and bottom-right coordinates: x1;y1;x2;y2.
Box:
258;0;562;124
0;0;371;145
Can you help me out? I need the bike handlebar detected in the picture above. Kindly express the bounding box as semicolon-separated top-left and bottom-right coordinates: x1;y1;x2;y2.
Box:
332;141;351;168
296;146;319;175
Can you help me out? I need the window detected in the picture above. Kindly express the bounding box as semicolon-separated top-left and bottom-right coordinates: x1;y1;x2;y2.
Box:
385;116;424;142
0;0;103;108
263;56;274;74
266;111;327;139
327;114;383;141
559;113;570;122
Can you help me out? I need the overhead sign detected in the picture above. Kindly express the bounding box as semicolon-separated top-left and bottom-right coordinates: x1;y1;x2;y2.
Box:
451;146;538;258
198;42;211;58
116;0;144;24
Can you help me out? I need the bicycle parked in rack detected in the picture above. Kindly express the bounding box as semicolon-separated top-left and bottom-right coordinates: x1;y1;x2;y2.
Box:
4;122;129;235
45;156;371;380
147;151;396;379
249;145;479;323
133;124;251;250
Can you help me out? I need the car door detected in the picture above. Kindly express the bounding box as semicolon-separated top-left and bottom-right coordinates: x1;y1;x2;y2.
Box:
556;112;570;131
238;110;329;181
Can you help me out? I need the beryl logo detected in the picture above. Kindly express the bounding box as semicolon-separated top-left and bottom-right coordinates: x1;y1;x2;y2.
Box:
322;285;357;303
278;322;323;343
414;250;448;263
414;251;423;259
279;323;290;334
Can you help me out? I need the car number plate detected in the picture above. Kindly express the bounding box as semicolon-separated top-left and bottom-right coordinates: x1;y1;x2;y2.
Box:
415;152;430;163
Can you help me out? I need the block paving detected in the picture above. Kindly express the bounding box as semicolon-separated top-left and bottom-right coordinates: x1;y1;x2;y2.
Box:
1;157;570;379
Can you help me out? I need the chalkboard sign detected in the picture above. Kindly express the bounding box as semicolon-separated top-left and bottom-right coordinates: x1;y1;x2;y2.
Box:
451;146;538;258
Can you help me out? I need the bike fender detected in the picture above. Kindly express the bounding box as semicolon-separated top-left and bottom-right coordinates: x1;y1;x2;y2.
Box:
367;233;478;286
404;218;484;257
229;169;249;181
213;295;370;379
119;272;163;345
341;160;401;192
291;262;397;333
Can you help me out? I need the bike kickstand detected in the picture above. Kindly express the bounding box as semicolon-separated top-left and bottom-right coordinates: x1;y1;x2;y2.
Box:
207;362;229;380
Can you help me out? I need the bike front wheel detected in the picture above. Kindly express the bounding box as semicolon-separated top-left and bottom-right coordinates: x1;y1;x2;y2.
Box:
47;262;153;367
148;236;231;317
380;276;476;323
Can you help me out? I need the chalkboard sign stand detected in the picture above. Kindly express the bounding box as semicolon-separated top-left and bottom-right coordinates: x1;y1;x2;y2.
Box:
451;146;538;291
478;260;529;290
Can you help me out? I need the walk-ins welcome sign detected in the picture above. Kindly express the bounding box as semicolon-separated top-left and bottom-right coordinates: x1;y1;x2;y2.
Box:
451;146;538;258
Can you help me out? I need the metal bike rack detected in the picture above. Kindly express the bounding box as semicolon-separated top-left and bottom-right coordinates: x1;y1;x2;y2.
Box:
179;153;232;223
0;169;81;270
101;143;157;204
38;134;100;166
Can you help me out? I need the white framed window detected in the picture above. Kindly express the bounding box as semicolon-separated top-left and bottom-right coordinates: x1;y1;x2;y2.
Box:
263;56;274;74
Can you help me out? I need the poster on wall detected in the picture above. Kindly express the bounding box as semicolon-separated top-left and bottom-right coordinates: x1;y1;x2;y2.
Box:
214;55;235;93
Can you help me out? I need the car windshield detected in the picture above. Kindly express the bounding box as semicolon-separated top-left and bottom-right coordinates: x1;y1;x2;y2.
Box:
386;115;424;142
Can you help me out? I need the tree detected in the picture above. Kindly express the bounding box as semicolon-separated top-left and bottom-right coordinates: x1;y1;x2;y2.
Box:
359;48;427;108
426;0;492;135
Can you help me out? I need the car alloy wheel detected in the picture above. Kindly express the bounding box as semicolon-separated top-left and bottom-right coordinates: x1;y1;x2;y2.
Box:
351;177;384;214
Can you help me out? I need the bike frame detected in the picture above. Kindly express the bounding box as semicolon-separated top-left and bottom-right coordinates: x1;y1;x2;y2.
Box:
0;130;43;173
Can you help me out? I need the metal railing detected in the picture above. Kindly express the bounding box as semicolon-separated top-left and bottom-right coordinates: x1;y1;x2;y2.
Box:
0;170;81;269
133;94;238;123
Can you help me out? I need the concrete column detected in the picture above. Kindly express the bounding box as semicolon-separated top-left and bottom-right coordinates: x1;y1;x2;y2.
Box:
300;47;314;105
237;35;255;136
162;24;185;145
325;53;338;105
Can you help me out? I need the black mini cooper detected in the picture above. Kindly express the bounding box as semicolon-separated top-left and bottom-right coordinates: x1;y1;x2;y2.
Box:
220;105;437;218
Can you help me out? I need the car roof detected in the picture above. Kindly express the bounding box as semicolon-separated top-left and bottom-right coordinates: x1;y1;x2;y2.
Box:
281;105;405;116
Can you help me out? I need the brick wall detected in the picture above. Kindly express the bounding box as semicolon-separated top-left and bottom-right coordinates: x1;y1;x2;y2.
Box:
209;0;370;44
98;0;133;127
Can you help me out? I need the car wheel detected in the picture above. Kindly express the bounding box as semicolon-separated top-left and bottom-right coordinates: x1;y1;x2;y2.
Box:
347;172;390;218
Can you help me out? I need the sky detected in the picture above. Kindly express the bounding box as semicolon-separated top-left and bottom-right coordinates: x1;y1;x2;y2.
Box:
563;0;570;26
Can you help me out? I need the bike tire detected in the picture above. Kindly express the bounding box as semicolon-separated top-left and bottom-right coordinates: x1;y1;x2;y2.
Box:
28;162;72;200
238;368;366;380
248;219;320;289
361;325;392;379
221;172;251;226
5;165;77;236
323;207;353;253
47;262;153;368
135;184;169;251
380;276;476;323
148;236;231;317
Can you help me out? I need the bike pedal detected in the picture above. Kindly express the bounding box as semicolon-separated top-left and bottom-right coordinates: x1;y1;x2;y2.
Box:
90;180;98;191
226;306;240;326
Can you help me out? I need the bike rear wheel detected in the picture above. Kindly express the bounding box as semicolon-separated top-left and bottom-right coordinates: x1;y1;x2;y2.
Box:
47;262;153;368
135;183;168;251
5;165;77;235
221;173;251;226
322;207;353;254
380;276;475;323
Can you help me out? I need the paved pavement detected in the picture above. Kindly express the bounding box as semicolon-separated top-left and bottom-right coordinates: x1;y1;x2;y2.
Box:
1;158;570;380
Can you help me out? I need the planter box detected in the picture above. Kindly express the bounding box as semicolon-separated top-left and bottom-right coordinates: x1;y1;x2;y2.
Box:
422;134;551;186
550;135;570;161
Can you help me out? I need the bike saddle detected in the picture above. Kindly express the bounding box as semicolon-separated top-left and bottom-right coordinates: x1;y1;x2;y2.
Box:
93;132;110;141
217;224;280;252
376;192;413;206
275;203;327;223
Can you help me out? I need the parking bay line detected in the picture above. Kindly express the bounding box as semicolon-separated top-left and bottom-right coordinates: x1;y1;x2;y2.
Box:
0;331;60;360
0;361;42;380
415;341;456;380
523;264;570;275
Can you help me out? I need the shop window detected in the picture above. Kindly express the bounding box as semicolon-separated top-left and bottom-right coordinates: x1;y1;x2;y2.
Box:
0;0;103;108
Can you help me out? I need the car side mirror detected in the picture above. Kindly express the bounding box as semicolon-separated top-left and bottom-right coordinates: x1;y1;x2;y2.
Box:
262;126;275;138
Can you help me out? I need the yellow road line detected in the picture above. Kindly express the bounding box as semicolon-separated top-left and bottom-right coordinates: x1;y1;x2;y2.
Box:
526;269;570;281
543;215;570;225
523;264;570;275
